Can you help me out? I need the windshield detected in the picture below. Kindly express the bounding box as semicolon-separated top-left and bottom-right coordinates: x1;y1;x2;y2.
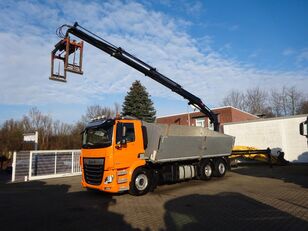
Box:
82;124;113;149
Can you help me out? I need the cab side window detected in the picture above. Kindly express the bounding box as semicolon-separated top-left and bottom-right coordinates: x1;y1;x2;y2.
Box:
124;123;135;142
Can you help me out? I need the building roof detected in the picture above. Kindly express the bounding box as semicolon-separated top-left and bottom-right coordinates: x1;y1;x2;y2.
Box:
156;106;258;119
224;113;308;125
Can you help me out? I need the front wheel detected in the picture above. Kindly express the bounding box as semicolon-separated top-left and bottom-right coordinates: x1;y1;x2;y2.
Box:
129;167;152;196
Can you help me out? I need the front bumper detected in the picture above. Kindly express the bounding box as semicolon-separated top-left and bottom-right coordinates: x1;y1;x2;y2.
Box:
82;169;129;193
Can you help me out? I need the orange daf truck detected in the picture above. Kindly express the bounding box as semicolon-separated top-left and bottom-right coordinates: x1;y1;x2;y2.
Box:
50;23;234;195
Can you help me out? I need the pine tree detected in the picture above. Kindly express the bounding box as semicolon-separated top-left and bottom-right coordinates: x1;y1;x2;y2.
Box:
122;80;156;122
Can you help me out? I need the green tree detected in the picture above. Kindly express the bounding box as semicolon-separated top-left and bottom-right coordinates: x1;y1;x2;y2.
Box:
122;80;156;122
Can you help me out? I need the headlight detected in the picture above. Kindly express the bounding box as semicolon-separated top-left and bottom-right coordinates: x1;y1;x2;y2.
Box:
104;175;114;184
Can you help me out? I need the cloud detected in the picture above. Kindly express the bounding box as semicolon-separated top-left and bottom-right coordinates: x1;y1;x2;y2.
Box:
157;0;204;15
0;0;307;119
282;48;295;56
228;25;239;31
184;1;204;14
249;52;258;58
296;48;308;64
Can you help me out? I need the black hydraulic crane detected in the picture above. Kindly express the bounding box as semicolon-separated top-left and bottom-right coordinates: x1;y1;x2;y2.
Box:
50;22;220;131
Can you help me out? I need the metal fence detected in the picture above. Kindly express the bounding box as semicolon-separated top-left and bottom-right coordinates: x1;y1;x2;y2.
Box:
12;150;81;182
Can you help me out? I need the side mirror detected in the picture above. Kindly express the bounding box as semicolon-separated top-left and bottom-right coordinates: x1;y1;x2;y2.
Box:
299;116;308;137
300;122;304;136
121;137;127;145
300;122;308;137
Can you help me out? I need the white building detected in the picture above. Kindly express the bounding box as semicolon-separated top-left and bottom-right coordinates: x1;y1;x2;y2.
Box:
224;114;308;163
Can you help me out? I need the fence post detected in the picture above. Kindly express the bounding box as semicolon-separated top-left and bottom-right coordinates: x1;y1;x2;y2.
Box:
28;151;33;181
71;151;74;173
11;151;16;182
54;152;57;174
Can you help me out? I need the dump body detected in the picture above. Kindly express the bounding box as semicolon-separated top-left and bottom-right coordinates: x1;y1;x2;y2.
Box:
143;122;235;162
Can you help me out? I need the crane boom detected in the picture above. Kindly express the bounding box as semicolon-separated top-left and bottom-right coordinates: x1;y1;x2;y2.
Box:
51;22;219;131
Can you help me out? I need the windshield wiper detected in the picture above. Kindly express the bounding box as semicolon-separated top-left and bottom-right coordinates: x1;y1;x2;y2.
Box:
82;142;94;148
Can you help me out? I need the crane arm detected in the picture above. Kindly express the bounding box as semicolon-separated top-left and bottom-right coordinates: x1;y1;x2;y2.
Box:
53;22;219;131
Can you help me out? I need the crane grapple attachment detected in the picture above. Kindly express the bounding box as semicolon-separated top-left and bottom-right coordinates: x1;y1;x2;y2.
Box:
50;37;84;82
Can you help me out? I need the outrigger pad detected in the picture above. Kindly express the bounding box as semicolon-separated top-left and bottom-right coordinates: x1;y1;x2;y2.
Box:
50;37;84;83
49;75;67;83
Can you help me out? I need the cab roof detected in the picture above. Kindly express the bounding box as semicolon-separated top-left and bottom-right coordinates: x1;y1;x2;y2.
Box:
85;118;115;129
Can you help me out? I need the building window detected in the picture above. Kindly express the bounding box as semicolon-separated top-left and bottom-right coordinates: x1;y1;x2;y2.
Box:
195;118;205;127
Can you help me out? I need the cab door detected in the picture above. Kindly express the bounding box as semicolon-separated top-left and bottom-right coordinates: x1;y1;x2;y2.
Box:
113;121;139;169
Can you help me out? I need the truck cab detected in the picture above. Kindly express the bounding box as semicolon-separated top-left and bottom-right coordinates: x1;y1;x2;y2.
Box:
80;118;146;193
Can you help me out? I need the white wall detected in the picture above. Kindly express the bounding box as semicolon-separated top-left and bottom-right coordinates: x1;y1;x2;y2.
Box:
223;115;308;163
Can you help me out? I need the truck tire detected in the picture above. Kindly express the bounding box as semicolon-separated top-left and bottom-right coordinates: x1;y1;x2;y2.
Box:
129;167;152;196
213;158;227;177
199;160;213;180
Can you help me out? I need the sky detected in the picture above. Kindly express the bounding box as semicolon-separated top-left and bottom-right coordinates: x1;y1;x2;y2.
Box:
0;0;307;124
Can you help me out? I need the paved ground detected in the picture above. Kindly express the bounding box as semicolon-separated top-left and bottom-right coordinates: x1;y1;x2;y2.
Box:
0;165;307;231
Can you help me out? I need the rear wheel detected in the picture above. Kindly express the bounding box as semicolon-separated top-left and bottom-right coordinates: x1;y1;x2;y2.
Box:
199;160;213;180
129;167;152;196
213;158;227;177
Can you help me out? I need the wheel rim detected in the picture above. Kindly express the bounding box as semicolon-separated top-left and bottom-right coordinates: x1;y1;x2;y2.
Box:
135;173;148;191
218;162;225;175
204;164;212;177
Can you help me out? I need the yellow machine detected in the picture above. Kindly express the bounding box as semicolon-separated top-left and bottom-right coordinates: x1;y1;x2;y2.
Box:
231;146;288;166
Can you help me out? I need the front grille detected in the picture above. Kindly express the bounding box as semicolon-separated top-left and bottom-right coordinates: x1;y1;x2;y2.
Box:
83;158;105;185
